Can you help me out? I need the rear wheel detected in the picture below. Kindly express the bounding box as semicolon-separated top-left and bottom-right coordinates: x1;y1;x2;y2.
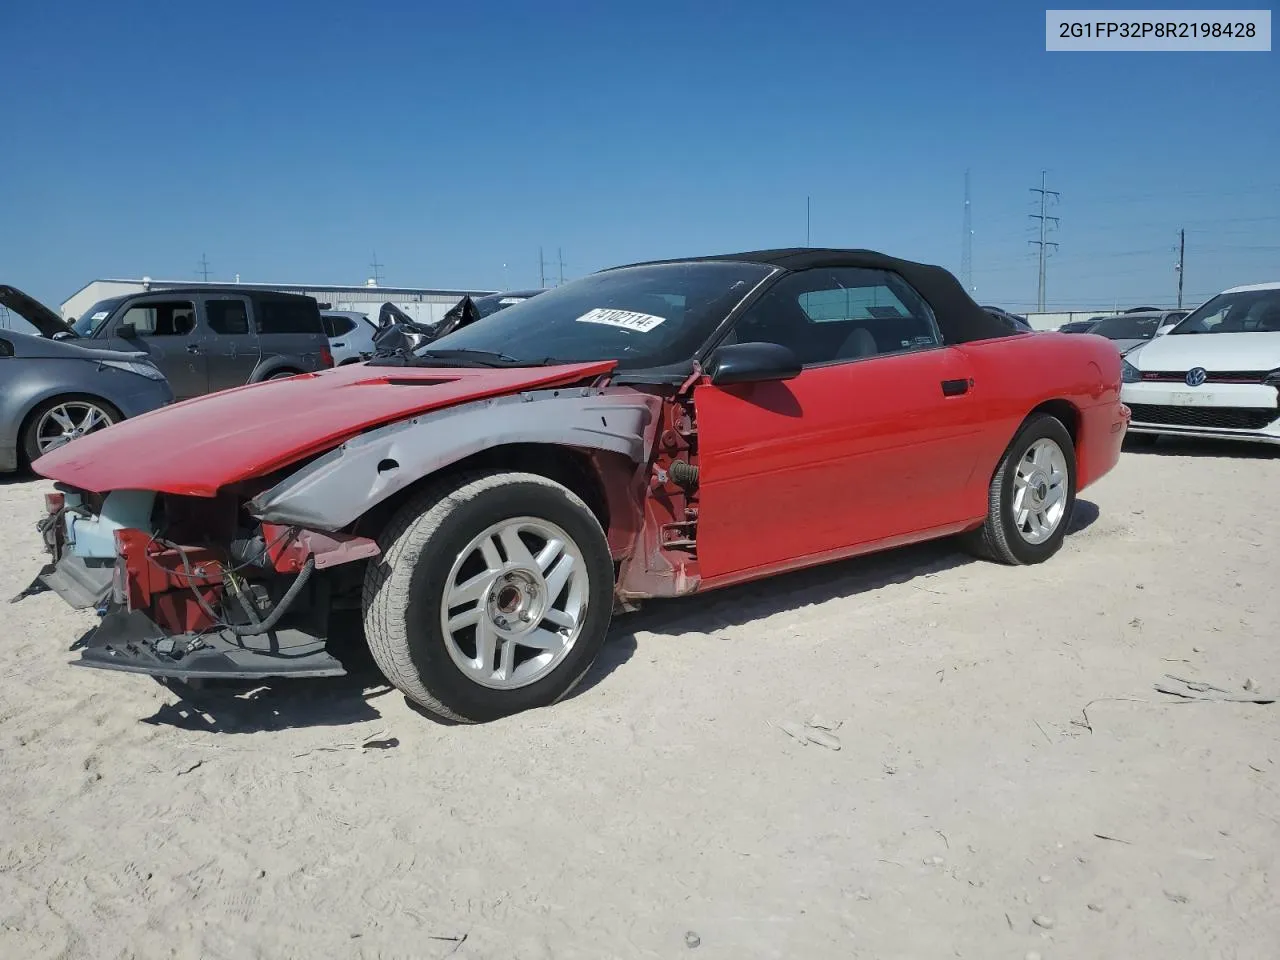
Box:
267;370;301;380
22;396;120;464
362;471;614;722
964;414;1077;565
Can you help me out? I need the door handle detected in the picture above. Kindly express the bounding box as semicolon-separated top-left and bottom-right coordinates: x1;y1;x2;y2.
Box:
941;378;971;397
332;341;346;347
187;344;201;355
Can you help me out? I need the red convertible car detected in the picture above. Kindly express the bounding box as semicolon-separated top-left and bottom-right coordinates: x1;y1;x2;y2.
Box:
31;249;1129;723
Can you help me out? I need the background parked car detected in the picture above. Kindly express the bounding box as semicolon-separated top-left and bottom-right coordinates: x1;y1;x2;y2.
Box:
472;289;547;318
321;310;379;365
1058;317;1106;333
0;327;173;473
69;287;332;399
1120;282;1280;447
1086;310;1175;354
980;305;1034;333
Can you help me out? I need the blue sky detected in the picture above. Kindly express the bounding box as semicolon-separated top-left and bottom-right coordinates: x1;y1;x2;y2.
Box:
2;0;1277;313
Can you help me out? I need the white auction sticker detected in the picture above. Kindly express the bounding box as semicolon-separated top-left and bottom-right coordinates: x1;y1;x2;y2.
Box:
498;297;526;305
1047;10;1271;51
575;308;666;333
90;310;109;320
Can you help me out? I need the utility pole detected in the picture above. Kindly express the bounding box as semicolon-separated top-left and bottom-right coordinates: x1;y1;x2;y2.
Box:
369;251;385;286
557;248;565;286
806;196;811;247
961;170;974;294
1176;228;1185;308
197;253;211;282
539;247;546;288
1028;170;1060;312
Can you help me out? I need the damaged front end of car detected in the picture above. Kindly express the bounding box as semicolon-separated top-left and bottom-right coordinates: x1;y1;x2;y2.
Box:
36;482;379;680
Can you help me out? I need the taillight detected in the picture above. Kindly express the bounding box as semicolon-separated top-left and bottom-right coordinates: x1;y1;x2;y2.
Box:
320;346;334;368
44;492;65;514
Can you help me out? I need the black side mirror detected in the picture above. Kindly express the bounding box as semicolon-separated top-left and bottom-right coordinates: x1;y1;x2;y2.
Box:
707;341;802;386
116;322;137;339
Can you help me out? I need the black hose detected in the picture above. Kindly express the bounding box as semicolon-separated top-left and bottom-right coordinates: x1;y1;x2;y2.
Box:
226;558;315;637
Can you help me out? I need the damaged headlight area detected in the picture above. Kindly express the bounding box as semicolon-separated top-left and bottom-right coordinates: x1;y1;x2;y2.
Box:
34;487;380;681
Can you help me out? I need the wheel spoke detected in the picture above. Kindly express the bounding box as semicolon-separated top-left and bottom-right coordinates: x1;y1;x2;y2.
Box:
449;570;494;609
49;408;75;433
498;525;538;570
496;637;516;680
479;536;503;572
519;628;567;652
543;553;576;605
82;408;106;431
1032;443;1051;468
1043;484;1066;512
474;620;498;674
542;607;576;631
535;537;565;574
446;604;482;632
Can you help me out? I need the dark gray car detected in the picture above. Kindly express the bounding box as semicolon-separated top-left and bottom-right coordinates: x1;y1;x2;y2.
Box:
0;327;173;473
68;287;332;400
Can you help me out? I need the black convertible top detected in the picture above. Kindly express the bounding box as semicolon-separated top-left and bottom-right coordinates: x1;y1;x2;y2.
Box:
613;247;1009;345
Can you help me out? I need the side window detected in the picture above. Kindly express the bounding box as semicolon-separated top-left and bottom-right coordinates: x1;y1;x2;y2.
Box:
207;299;251;336
0;337;13;358
728;267;941;366
120;300;196;337
323;315;357;337
257;298;320;335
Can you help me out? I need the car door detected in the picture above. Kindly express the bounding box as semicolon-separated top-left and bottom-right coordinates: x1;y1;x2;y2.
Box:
103;296;209;399
202;295;261;390
693;266;984;581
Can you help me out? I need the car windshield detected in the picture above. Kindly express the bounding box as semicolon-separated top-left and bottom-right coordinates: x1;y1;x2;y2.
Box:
1090;314;1162;340
73;297;124;336
474;292;540;318
1170;289;1280;335
419;262;775;368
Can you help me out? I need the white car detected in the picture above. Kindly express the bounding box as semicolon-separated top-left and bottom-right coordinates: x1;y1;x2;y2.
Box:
321;311;379;365
1120;282;1280;446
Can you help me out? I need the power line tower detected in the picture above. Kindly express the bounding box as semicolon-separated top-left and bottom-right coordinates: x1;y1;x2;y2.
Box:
1176;228;1186;308
369;251;385;286
197;253;211;282
557;248;565;286
538;247;546;288
1028;171;1060;311
961;170;973;294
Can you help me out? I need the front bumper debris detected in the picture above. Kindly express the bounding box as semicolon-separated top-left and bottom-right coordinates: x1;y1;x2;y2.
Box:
75;607;347;681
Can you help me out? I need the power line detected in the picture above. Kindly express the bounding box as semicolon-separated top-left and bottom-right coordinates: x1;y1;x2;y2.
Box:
1029;170;1060;312
197;253;211;282
961;169;973;294
369;250;384;285
1176;228;1185;309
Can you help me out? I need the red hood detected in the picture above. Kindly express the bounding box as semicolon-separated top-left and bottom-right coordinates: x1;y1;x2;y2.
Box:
34;361;616;496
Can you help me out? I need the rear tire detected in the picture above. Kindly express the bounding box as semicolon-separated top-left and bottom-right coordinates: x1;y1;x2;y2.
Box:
963;414;1077;565
362;471;614;723
267;370;301;380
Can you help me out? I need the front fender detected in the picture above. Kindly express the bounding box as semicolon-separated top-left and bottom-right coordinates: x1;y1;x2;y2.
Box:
249;387;659;531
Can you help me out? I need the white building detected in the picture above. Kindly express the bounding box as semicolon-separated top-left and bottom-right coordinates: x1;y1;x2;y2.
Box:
60;278;498;328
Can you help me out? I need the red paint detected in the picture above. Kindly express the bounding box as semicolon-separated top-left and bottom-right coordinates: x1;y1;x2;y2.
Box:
691;332;1125;587
260;523;381;573
33;361;615;495
114;528;223;632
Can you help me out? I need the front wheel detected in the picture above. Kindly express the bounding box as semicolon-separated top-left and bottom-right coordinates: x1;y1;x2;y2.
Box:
963;413;1077;565
362;471;615;722
22;396;120;464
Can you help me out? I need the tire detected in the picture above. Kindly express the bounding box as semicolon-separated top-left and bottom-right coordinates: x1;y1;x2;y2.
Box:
267;370;302;381
964;413;1077;566
362;471;615;723
21;395;121;465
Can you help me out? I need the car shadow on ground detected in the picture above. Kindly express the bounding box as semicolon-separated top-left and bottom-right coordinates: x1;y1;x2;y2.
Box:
142;502;1099;732
1125;437;1280;459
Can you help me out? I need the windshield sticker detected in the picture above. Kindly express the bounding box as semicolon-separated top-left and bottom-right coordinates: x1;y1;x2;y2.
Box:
498;297;526;305
575;308;666;333
90;310;110;321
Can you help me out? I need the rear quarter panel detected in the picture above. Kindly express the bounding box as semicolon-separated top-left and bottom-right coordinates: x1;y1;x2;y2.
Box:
956;332;1124;514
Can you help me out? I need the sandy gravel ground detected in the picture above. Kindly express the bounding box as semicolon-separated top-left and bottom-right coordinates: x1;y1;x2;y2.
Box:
2;441;1278;960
